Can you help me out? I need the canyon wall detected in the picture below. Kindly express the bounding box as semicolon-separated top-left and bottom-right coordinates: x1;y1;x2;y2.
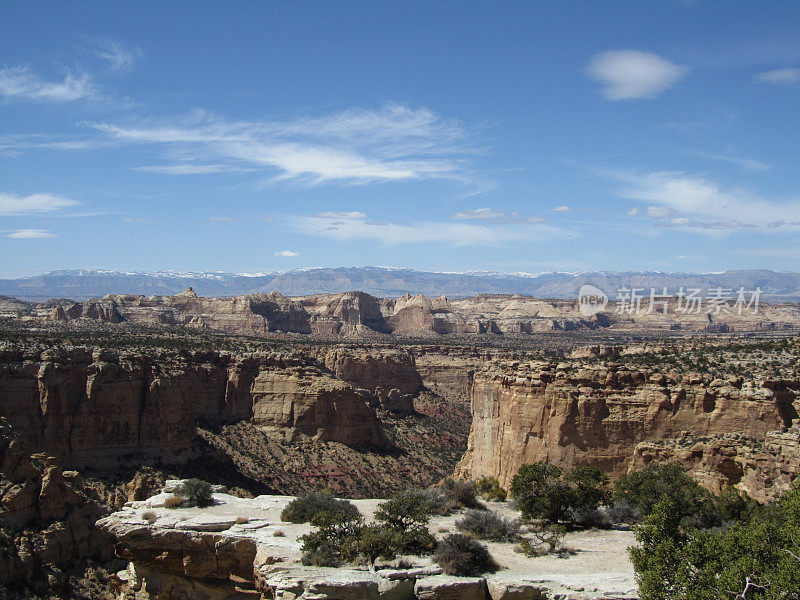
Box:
0;345;423;469
17;288;800;338
455;361;799;499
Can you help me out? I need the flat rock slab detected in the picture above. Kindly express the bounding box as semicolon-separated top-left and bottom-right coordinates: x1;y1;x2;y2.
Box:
415;575;488;600
175;515;238;531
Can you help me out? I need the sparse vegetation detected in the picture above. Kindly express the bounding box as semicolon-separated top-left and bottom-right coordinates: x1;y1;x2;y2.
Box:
281;491;361;524
510;462;609;527
475;476;507;502
433;534;497;576
631;479;800;600
163;493;185;509
182;478;214;507
455;509;521;542
141;510;157;523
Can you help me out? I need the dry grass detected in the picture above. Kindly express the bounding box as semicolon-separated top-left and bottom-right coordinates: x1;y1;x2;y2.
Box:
235;516;250;524
141;510;157;524
273;529;285;537
163;493;185;509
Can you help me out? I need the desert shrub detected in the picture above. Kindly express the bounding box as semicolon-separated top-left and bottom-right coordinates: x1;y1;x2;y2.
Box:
516;524;566;557
235;516;249;524
475;476;507;502
374;490;438;529
511;463;608;526
630;481;800;600
182;478;214;508
455;509;521;542
141;510;157;524
163;493;185;509
374;491;436;555
357;524;397;566
300;510;363;567
604;500;641;525
273;529;285;537
439;478;481;510
614;463;709;521
434;534;497;576
281;491;361;524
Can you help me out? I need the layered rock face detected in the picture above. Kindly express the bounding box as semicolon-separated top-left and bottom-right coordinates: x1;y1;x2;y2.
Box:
630;423;800;503
27;288;800;338
0;346;400;468
456;361;799;499
250;367;388;446
99;487;637;600
49;290;312;334
0;418;113;591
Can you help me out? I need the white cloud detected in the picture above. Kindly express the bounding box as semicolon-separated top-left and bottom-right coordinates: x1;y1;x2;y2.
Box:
95;40;139;71
209;216;236;224
551;205;572;212
587;50;688;100
290;212;565;246
0;193;79;216
755;67;800;85
7;229;56;239
91;105;474;184
274;250;299;257
611;170;800;231
315;211;367;219
450;208;543;224
134;164;248;175
0;67;94;102
695;152;770;171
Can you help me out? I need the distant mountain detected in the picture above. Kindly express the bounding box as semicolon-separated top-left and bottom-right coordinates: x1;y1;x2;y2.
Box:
2;267;800;301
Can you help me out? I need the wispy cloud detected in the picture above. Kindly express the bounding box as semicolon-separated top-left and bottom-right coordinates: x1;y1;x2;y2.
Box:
0;66;94;102
134;164;252;175
94;40;140;71
450;208;543;224
755;67;800;85
0;193;80;216
695;151;770;171
290;211;565;246
7;229;56;239
209;216;236;224
91;104;475;184
274;249;299;257
551;205;572;212
586;50;688;100
611;170;800;231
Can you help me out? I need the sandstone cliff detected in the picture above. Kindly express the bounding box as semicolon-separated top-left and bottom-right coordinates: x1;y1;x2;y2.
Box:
455;360;799;499
0;418;113;593
0;346;401;469
22;288;800;338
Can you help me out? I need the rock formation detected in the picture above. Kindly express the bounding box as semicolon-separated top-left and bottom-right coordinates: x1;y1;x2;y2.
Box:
12;288;798;338
0;418;113;593
98;485;638;600
456;360;799;500
0;345;409;468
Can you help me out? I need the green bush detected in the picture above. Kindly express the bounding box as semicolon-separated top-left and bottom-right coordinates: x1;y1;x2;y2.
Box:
475;476;507;502
374;491;437;555
281;492;361;524
439;478;482;510
434;534;497;576
614;463;709;521
455;509;521;542
510;463;608;526
182;479;214;508
630;480;800;600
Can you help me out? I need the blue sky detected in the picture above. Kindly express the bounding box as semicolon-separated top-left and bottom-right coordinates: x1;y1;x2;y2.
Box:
1;1;799;278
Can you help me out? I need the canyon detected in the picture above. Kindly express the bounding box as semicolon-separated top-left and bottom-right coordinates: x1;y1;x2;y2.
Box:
0;312;799;599
5;287;800;338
